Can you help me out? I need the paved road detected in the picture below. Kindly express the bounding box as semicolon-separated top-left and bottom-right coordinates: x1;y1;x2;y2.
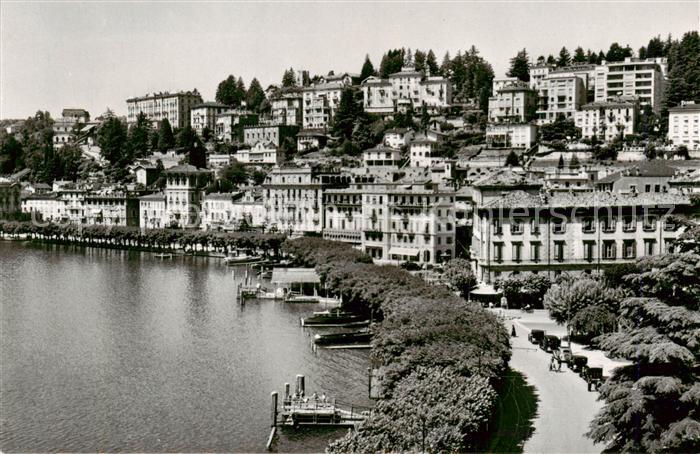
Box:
496;309;606;453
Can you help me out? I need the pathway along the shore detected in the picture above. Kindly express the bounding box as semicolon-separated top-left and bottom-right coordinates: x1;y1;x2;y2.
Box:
505;314;602;453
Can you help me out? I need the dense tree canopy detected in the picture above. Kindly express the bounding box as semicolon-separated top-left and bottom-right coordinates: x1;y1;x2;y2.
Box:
589;253;700;453
215;74;245;107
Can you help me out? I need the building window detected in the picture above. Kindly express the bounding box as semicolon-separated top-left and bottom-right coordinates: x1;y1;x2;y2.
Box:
512;242;523;262
643;216;657;232
494;243;503;262
492;218;502;235
602;216;616;232
623;216;636;232
531;219;540;235
530;242;540;262
554;241;565;261
623;240;636;259
603;241;616;259
582;217;595;233
644;239;656;256
553;220;566;234
583;241;595;262
511;220;524;234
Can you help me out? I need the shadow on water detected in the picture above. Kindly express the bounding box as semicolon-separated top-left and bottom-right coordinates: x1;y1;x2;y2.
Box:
487;368;539;453
272;426;351;453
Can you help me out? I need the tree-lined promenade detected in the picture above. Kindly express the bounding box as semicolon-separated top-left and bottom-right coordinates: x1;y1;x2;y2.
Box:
0;220;285;256
282;237;511;452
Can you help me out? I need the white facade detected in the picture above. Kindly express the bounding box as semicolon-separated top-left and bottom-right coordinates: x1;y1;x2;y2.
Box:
323;179;456;265
215;109;258;143
270;93;303;126
190;102;229;136
594;58;666;113
21;194;66;222
236;142;283;165
362;147;403;168
139;193;167;229
575;100;638;143
52;117;76;148
536;73;587;124
361;66;452;115
667;102;700;151
164;164;211;228
126;90;202;128
302;82;346;129
383;128;414;149
485;124;537;149
488;81;537;124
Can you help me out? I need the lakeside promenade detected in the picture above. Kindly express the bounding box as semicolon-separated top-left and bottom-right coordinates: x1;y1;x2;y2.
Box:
495;309;631;453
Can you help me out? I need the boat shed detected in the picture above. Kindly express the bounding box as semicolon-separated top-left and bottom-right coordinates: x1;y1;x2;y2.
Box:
271;268;321;296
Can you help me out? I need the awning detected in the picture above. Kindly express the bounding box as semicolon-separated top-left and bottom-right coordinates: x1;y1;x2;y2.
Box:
271;268;321;284
388;247;420;258
469;284;503;296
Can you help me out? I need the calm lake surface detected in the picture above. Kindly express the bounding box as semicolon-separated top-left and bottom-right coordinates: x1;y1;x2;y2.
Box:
0;241;370;452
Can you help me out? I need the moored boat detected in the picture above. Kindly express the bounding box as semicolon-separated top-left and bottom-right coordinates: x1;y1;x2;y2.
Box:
301;309;369;327
223;253;263;265
313;330;372;346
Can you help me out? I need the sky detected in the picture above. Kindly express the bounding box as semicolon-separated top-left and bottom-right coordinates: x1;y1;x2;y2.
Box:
1;0;698;120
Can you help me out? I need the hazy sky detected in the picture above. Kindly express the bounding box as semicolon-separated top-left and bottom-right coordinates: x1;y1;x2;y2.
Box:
1;1;698;119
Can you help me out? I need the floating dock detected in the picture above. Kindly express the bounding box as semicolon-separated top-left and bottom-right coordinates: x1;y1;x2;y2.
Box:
270;375;370;428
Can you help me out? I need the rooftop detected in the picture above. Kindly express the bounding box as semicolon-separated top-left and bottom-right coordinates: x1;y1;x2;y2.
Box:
596;161;677;184
482;190;690;210
472;168;542;188
271;268;320;284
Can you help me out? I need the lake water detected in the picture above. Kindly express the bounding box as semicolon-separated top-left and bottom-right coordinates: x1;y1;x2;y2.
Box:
0;241;370;452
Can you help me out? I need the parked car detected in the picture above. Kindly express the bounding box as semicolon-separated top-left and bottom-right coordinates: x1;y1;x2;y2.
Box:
582;366;604;391
570;355;588;374
553;346;572;365
539;334;561;353
528;329;545;345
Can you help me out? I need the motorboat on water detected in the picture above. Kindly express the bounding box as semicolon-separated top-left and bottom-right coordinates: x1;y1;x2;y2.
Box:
301;308;369;327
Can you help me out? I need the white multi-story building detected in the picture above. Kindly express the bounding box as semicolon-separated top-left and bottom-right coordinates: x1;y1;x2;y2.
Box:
270;92;304;126
471;190;691;283
323;175;456;265
21;193;66;222
362;147;403;168
164;164;212;228
575;99;639;143
361;65;452;115
190;102;229;136
594;57;666;112
243;125;298;147
83;193;141;227
485;124;537;149
126;90;203;128
488;80;537;123
302;82;347;129
52;117;76;148
201;191;265;231
235;142;283;165
667;101;700;151
215;109;259;143
383;128;414;149
139;193;167;229
536;72;587;124
261;165;348;234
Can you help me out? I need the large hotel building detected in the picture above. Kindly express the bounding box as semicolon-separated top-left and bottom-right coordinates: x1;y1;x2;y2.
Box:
126;89;203;128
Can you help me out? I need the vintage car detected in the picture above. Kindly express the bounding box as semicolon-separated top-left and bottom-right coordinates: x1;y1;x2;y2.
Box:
553;346;572;365
570;354;589;374
582;366;604;391
539;334;561;353
528;329;545;345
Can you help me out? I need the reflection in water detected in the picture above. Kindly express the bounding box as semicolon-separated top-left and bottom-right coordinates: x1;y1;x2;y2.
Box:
0;242;370;452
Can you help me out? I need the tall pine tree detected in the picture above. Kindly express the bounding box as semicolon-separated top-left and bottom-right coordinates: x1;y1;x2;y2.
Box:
507;48;530;82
